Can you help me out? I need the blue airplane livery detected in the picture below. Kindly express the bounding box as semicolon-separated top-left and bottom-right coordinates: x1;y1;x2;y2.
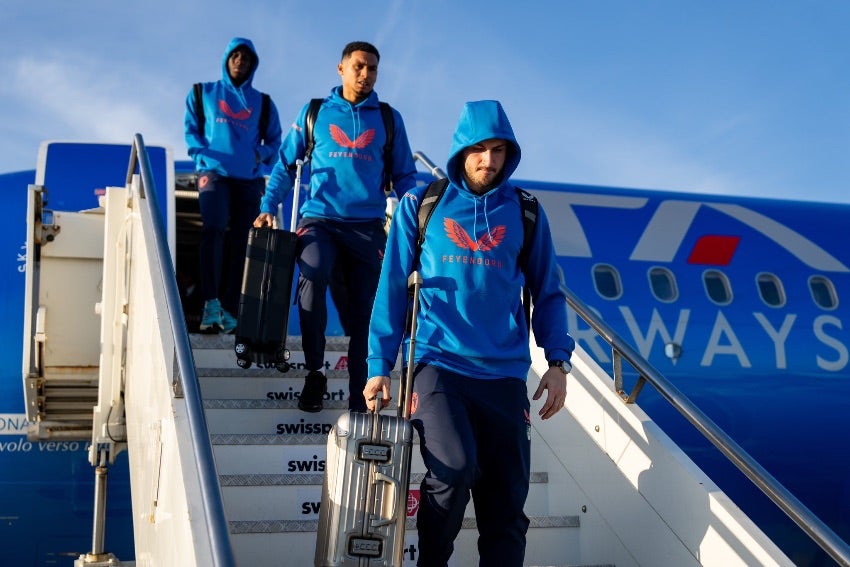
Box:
0;140;847;566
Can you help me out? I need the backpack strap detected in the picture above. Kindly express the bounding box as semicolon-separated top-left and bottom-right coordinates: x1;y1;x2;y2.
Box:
412;178;449;270
259;92;271;142
516;187;539;332
379;102;395;194
303;98;324;164
193;82;205;135
515;187;538;272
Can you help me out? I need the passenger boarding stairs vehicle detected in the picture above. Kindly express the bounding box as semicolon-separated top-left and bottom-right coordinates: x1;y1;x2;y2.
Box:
20;135;850;566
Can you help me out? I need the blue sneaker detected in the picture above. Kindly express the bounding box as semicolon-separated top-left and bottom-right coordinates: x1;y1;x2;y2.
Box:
221;309;237;334
200;299;223;333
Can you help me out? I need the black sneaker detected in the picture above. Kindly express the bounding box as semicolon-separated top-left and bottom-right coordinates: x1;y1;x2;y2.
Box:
298;370;327;413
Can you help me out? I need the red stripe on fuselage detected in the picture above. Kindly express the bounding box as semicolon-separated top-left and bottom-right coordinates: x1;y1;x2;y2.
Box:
687;235;740;265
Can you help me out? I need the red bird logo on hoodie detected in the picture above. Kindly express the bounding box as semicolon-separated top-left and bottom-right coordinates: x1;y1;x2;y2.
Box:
329;125;376;149
218;100;252;121
444;218;506;252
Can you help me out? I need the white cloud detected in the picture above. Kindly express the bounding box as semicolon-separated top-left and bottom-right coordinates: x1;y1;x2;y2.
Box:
1;52;185;168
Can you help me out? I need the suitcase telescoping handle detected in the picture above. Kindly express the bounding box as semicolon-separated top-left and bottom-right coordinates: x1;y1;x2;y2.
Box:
289;158;308;232
369;270;422;420
399;270;423;420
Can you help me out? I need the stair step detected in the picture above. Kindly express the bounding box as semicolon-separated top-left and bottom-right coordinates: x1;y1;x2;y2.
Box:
37;412;94;422
211;432;416;446
43;400;99;412
197;367;352;380
191;334;355;369
199;374;351;402
203;398;352;411
206;409;344;436
190;333;350;352
229;515;579;534
228;528;585;567
42;386;99;398
222;481;554;523
219;471;549;487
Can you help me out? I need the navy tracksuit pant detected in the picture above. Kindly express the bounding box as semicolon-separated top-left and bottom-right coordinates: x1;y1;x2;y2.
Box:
411;364;531;567
295;218;385;412
197;172;265;315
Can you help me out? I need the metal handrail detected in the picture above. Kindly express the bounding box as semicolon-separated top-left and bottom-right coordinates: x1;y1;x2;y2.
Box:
562;281;850;566
413;151;447;179
411;148;850;565
126;134;236;566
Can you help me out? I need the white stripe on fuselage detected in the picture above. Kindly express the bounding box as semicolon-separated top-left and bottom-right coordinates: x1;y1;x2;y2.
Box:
534;190;848;272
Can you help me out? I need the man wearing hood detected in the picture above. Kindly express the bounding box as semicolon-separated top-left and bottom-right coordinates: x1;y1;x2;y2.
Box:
185;37;282;333
255;41;417;413
365;100;574;566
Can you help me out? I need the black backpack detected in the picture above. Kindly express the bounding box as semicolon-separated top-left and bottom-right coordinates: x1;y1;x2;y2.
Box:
303;98;396;193
413;177;539;329
193;82;271;141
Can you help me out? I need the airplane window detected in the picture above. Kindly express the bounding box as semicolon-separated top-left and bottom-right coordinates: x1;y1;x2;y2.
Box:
649;267;678;302
592;264;622;299
809;276;838;310
703;270;732;305
756;273;785;307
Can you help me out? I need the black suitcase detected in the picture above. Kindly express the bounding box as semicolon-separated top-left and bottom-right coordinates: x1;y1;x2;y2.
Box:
314;272;422;566
233;226;297;371
234;159;306;371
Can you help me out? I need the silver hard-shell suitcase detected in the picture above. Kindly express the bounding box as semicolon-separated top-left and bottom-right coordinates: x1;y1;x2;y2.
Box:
315;272;423;567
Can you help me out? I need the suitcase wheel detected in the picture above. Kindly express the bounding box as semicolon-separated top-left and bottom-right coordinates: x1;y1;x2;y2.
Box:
274;348;290;373
235;340;251;369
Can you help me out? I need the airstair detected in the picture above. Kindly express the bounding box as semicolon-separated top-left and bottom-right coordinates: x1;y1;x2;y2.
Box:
21;135;850;566
192;333;587;566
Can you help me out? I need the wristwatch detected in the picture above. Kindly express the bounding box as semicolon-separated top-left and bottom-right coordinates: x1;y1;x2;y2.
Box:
548;359;571;375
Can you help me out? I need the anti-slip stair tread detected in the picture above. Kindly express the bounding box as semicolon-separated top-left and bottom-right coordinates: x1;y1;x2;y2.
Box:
211;433;346;445
190;333;349;351
229;515;579;534
211;432;423;446
204;398;353;410
220;473;325;486
196;367;353;378
218;471;549;486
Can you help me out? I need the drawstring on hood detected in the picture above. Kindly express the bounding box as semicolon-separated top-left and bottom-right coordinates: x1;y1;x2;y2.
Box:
348;103;361;147
446;100;521;248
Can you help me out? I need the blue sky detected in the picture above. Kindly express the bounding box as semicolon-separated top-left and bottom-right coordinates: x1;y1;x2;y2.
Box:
2;1;848;203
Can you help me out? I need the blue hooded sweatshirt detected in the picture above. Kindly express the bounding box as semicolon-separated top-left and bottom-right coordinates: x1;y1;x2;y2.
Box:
260;86;417;222
367;100;574;380
184;37;282;180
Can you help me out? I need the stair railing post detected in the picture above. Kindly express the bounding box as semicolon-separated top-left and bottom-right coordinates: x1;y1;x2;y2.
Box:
75;448;121;566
